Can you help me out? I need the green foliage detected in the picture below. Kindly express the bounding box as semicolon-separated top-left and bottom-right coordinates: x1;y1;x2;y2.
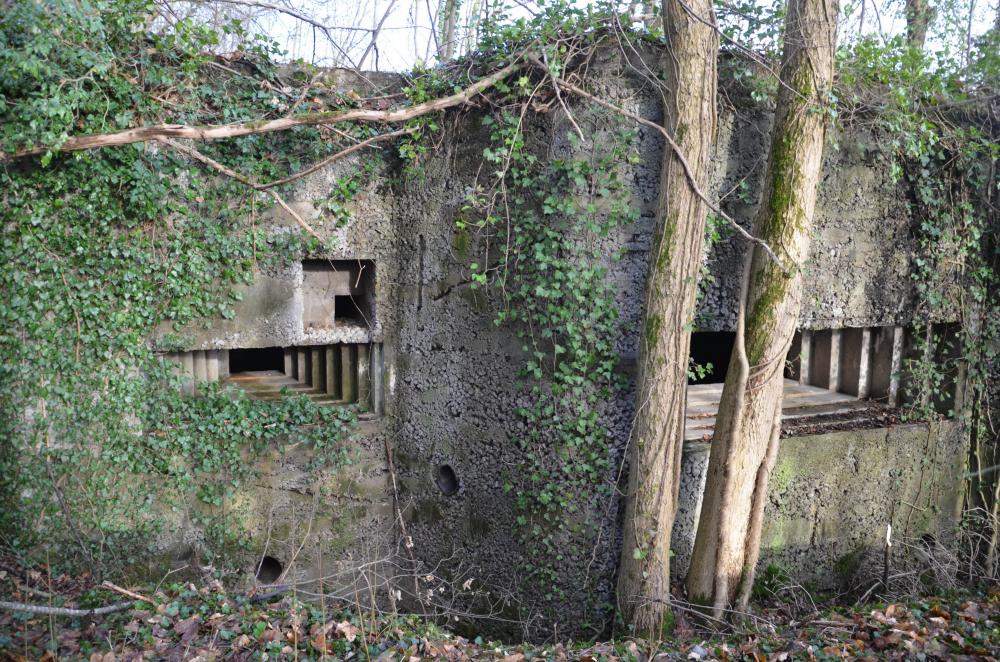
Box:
0;0;358;573
838;34;1000;423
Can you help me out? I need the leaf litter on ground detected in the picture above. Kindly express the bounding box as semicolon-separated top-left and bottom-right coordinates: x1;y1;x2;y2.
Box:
1;562;998;661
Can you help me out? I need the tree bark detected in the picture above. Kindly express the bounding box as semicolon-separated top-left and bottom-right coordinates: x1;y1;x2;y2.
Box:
439;0;459;60
616;0;718;636
685;0;838;620
905;0;934;49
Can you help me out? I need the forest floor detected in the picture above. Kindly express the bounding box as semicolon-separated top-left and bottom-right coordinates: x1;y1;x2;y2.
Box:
1;564;998;661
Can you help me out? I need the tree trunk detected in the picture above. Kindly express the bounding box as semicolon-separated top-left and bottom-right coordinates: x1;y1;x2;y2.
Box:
616;0;718;637
685;0;838;620
439;0;459;60
905;0;934;49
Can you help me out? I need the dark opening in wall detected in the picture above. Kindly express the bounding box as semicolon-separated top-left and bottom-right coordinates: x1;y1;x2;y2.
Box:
302;259;376;330
435;465;459;496
335;293;364;322
688;332;735;384
229;347;284;373
255;555;283;584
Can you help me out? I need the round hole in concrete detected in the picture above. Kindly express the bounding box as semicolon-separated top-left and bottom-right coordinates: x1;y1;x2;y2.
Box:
435;464;459;496
255;555;283;584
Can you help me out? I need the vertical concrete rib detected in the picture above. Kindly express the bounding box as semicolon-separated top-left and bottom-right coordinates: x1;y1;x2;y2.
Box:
954;360;967;415
193;350;208;381
297;348;309;385
920;323;935;410
325;346;341;398
799;330;812;385
889;325;905;406
283;348;294;376
311;348;324;392
371;343;384;416
181;351;195;395
341;344;357;403
358;344;371;409
219;349;230;378
858;328;873;399
206;350;220;381
828;329;842;393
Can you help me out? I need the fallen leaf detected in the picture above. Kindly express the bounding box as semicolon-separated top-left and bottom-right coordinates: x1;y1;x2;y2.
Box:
336;620;360;643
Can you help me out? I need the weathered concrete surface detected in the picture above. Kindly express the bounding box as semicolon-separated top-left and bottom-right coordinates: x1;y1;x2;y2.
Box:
673;422;967;591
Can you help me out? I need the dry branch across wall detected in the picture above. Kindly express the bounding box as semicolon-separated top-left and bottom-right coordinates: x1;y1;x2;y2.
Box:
3;62;526;161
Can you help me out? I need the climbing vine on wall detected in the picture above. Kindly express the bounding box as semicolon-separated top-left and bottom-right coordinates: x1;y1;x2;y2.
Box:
839;32;1000;573
452;20;642;615
0;0;363;574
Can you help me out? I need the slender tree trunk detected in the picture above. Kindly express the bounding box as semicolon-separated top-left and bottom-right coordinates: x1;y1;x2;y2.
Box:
685;0;838;620
439;0;459;60
905;0;934;49
617;0;718;637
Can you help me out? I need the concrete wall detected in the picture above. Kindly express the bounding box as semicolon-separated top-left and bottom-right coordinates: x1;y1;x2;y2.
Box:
673;422;967;590
147;47;970;637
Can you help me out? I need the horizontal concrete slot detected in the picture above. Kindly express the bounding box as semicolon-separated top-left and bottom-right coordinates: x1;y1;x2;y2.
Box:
165;344;383;413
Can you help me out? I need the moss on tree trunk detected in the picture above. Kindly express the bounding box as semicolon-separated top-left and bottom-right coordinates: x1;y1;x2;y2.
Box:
684;0;840;620
616;0;719;637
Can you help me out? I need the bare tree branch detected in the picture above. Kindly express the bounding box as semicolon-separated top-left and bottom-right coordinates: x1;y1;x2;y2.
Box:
260;127;416;189
357;0;400;70
0;599;134;617
170;0;361;67
3;61;524;161
157;137;324;240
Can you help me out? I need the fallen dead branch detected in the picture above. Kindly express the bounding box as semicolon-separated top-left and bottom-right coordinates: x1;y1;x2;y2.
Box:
3;62;525;161
0;599;134;617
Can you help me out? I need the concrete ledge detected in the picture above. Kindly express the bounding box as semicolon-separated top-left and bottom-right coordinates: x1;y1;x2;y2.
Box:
672;421;967;591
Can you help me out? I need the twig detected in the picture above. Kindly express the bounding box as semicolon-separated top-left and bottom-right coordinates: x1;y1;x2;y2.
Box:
101;581;153;604
0;599;133;617
157;138;323;241
260;127;416;189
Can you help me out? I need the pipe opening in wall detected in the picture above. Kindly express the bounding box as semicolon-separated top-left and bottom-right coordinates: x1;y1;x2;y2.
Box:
255;555;283;584
229;347;284;373
687;332;735;385
435;465;459;496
